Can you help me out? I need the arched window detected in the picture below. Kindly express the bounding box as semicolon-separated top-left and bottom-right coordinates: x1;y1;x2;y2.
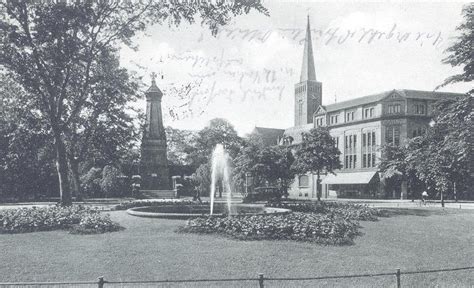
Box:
298;175;309;187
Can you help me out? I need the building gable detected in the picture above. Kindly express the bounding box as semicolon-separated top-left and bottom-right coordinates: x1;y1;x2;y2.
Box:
314;105;327;116
382;90;405;102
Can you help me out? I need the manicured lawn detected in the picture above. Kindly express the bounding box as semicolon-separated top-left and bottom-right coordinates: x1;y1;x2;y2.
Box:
0;208;473;287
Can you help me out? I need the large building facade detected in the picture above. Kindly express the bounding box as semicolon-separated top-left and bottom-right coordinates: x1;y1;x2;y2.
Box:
262;17;464;200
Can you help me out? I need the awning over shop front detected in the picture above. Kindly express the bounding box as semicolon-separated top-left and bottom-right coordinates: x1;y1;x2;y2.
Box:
321;171;377;185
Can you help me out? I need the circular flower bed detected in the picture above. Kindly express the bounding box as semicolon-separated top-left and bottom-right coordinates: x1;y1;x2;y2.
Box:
0;205;123;234
179;213;360;245
126;203;290;219
180;201;388;244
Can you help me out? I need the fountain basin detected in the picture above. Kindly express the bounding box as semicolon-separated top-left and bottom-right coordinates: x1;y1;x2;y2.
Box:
126;203;291;219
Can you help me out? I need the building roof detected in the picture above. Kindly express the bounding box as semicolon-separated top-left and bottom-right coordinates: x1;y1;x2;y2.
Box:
146;78;163;95
321;89;465;113
251;127;285;146
283;123;313;143
300;16;316;82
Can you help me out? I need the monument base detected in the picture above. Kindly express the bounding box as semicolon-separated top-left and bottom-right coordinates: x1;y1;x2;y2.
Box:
140;189;176;199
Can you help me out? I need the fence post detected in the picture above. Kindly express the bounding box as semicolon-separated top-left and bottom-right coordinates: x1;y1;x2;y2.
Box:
396;269;401;288
98;276;105;288
258;273;264;288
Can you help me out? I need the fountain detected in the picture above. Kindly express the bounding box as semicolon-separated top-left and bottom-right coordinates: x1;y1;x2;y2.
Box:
126;145;291;219
210;144;233;215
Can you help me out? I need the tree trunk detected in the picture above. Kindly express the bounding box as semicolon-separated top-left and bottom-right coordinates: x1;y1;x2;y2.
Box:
69;157;83;201
54;132;72;206
441;189;445;207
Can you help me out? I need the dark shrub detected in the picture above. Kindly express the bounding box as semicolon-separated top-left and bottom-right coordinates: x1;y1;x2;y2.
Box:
243;187;284;203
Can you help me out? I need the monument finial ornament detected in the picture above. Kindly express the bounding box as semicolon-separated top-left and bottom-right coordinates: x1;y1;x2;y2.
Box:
151;72;157;85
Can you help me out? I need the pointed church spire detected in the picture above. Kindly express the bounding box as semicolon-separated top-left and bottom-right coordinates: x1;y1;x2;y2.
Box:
300;15;316;82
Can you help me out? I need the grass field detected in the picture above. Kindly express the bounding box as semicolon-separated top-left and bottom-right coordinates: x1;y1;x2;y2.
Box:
0;208;473;287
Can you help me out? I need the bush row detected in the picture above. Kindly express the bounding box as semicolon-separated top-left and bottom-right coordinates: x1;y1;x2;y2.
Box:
266;201;388;221
0;205;123;234
180;213;360;245
114;199;206;210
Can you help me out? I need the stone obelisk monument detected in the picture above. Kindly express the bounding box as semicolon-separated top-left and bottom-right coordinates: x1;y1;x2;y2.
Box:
139;73;173;198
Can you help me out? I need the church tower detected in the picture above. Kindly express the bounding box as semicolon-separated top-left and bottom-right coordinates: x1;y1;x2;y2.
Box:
140;73;170;191
294;16;322;126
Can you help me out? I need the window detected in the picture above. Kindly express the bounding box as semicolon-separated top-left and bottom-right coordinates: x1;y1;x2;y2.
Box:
386;126;401;146
330;114;339;125
344;134;357;169
362;130;377;168
414;104;426;115
346;111;355;122
364;107;375;119
388;104;401;114
315;117;323;127
298;175;309;187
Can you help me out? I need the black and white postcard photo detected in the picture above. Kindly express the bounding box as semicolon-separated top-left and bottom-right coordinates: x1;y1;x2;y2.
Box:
0;0;472;287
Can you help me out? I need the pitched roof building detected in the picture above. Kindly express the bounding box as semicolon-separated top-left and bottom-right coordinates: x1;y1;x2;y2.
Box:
255;16;465;200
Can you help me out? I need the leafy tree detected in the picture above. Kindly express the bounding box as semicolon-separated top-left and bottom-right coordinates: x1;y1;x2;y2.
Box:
188;118;243;168
440;3;473;92
64;51;140;200
80;167;102;198
233;143;261;190
100;165;124;198
165;126;196;166
0;1;267;205
0;74;58;201
192;162;211;197
378;144;422;199
233;144;295;196
187;118;243;196
406;96;473;202
245;131;266;149
291;128;341;201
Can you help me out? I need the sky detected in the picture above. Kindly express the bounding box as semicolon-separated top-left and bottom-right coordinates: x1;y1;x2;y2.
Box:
119;1;472;136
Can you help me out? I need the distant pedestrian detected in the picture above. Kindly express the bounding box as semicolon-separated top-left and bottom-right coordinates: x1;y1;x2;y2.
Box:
194;189;202;204
422;191;428;204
